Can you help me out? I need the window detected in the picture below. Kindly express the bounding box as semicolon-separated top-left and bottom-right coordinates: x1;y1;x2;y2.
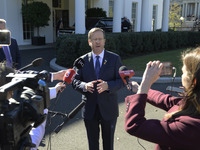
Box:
109;0;114;17
131;3;137;31
22;18;34;40
22;0;34;40
53;0;61;8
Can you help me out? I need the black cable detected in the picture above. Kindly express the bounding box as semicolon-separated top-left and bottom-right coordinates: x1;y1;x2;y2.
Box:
170;67;177;95
137;138;146;150
46;91;62;150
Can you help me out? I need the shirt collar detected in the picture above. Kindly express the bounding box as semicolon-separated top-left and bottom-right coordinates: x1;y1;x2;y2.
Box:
92;49;104;60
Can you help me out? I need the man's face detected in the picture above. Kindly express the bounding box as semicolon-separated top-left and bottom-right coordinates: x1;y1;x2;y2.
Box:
88;31;105;55
0;23;6;30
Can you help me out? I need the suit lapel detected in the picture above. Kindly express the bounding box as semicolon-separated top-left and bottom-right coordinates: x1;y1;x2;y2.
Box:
99;50;109;79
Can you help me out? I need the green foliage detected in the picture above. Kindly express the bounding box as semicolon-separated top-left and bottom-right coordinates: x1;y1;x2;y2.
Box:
169;2;182;28
56;31;200;68
22;1;51;36
153;32;162;51
86;8;107;17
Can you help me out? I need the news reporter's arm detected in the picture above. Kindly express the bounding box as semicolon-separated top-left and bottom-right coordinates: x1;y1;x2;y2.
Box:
137;61;163;94
50;70;66;82
128;81;139;93
49;82;66;99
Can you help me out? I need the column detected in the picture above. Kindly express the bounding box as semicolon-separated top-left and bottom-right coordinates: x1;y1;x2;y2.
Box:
195;2;197;17
183;3;185;17
162;0;170;32
198;3;200;19
141;0;150;31
75;0;85;34
113;0;123;32
185;3;188;18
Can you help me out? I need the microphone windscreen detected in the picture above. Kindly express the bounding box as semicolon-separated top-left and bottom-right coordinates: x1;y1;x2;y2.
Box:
63;69;76;84
119;66;135;84
32;58;43;67
119;66;128;71
73;58;85;69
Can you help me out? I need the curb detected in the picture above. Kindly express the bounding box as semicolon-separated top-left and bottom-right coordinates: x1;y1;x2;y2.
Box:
19;43;55;51
50;58;182;83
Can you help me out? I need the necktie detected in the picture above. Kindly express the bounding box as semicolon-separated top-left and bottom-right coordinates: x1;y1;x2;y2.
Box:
2;46;12;67
95;56;100;79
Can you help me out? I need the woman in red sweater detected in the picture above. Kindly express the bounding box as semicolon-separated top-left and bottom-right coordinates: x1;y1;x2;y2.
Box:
125;47;200;150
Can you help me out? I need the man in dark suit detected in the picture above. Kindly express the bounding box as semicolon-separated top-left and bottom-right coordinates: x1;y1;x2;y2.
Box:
0;19;21;69
72;28;124;150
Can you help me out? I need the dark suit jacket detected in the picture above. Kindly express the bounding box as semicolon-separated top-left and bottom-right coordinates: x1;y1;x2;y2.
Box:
72;50;124;120
125;89;200;150
0;38;21;69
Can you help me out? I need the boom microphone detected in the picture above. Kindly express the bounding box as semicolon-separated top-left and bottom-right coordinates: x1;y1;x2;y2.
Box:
18;58;43;71
54;100;86;133
119;66;135;91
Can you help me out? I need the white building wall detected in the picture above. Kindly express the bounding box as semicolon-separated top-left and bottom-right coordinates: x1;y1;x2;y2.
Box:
0;0;24;45
0;0;167;45
151;0;163;30
141;0;163;31
35;0;53;44
0;0;54;45
124;0;142;32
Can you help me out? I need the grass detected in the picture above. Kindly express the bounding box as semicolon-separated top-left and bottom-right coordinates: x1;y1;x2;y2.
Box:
122;48;188;77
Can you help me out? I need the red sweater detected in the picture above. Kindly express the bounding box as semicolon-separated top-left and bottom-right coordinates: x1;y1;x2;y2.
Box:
125;89;200;150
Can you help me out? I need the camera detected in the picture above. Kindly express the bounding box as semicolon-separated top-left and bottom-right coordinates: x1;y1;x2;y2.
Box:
0;29;11;46
0;70;51;150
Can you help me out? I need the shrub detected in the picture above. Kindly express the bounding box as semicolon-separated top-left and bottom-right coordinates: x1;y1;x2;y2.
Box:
86;8;106;17
56;31;200;68
22;1;51;36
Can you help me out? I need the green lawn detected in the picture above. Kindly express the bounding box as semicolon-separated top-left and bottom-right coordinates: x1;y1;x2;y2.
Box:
122;48;187;77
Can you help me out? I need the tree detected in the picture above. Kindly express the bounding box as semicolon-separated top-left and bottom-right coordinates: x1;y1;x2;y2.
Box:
22;1;51;37
169;2;182;31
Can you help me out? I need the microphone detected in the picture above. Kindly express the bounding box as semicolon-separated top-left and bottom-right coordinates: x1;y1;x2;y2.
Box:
119;66;135;91
59;58;85;92
73;57;85;70
62;57;85;85
18;58;43;71
63;69;76;85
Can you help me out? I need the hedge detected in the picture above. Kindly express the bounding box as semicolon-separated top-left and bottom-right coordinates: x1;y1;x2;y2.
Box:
56;31;200;68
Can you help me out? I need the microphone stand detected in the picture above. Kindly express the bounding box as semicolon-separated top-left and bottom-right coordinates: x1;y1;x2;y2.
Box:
53;100;86;134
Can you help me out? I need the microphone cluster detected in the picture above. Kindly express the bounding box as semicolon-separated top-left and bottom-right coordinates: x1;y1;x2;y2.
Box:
62;57;85;86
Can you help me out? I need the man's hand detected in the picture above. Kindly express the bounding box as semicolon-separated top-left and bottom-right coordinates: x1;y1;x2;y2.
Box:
97;79;108;94
52;70;66;81
55;82;66;93
129;81;139;93
85;81;97;93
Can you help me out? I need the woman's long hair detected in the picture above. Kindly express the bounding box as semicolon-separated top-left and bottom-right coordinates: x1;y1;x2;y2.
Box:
166;47;200;119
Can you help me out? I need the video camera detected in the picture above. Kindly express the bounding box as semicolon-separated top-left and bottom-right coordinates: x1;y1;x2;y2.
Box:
0;70;51;150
